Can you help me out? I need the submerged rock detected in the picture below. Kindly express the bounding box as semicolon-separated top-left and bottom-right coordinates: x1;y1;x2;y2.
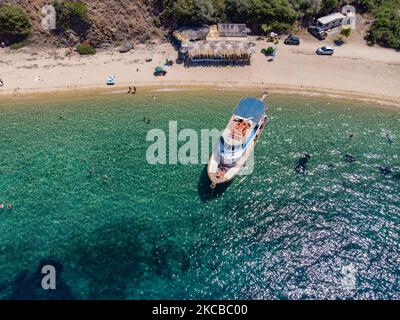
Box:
344;154;356;163
295;153;310;174
384;133;394;144
392;172;400;181
378;166;392;175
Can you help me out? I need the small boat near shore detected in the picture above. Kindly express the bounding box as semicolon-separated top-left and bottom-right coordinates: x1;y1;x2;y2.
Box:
208;93;269;188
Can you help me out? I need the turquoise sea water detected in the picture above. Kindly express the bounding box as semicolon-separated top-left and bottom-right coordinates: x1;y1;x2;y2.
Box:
0;91;399;299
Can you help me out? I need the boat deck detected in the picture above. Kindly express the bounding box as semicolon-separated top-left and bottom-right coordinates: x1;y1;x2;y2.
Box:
222;116;255;145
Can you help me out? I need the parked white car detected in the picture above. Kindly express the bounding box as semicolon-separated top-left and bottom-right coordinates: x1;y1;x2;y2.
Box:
316;46;334;55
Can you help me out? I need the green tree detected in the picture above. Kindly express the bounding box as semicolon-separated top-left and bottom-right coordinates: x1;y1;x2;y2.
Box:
318;0;339;16
0;4;31;42
340;27;352;38
251;0;298;33
54;1;89;31
168;0;197;24
160;0;297;31
51;0;90;38
368;2;400;49
164;0;226;25
298;0;321;25
225;0;253;22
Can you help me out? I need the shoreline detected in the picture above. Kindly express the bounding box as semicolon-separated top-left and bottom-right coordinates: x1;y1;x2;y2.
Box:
1;36;400;108
1;82;400;108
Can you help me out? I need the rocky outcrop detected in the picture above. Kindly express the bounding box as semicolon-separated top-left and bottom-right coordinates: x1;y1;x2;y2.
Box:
2;0;163;46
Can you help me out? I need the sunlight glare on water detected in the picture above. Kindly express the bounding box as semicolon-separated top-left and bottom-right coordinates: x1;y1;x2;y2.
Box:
0;91;399;299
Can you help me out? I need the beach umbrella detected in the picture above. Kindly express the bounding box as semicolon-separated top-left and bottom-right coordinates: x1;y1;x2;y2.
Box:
107;75;116;85
154;66;164;73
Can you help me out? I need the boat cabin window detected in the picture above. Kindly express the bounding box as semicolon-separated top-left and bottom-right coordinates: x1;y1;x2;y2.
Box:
225;144;243;152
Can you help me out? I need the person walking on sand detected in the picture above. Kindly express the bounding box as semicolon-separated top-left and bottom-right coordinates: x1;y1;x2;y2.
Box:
0;79;4;87
127;86;132;94
133;86;137;94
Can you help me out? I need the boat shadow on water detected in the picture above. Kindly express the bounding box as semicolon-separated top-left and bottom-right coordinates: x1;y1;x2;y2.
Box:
197;165;233;202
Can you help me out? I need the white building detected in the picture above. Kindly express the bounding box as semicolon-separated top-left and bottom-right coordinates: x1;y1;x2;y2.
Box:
316;13;346;31
342;5;357;29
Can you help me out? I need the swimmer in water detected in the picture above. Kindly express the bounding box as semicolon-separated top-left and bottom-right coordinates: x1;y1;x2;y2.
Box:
87;167;95;177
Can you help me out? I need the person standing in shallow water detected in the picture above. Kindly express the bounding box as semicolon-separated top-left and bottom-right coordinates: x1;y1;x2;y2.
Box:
128;86;137;94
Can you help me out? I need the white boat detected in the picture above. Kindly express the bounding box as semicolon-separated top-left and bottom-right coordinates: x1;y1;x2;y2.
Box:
208;93;269;188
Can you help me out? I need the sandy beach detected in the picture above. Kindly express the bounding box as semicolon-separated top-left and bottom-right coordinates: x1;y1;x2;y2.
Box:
1;32;400;106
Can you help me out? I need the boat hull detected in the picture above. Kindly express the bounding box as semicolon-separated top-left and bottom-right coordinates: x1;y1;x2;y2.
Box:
208;115;268;186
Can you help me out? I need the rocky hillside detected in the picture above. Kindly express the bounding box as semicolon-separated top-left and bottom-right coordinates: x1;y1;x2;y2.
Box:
2;0;163;46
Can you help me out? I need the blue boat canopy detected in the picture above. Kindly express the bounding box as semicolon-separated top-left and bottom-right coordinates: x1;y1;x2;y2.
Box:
233;97;266;122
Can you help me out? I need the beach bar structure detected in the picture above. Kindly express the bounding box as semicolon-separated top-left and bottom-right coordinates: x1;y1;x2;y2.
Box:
316;12;346;31
174;23;255;64
179;40;256;64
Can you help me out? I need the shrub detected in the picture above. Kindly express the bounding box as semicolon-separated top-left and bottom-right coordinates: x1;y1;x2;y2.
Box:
63;1;88;20
55;1;89;31
158;0;400;50
261;46;275;55
368;1;400;50
153;17;162;27
9;39;32;50
0;4;31;41
340;27;352;38
261;21;292;34
161;0;296;30
318;0;339;16
76;43;96;55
